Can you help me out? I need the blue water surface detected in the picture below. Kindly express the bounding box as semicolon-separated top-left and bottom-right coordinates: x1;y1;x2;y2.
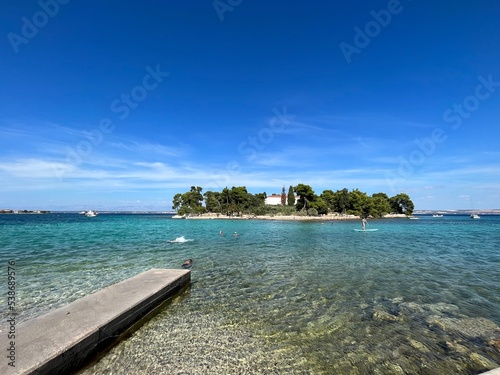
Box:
1;213;499;374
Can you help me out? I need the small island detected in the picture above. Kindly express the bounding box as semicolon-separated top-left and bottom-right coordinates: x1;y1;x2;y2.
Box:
172;184;414;220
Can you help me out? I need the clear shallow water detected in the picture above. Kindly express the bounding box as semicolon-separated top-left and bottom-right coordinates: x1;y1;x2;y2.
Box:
1;213;499;374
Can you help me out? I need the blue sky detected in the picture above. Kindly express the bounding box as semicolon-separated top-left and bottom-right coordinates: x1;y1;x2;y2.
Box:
1;0;499;211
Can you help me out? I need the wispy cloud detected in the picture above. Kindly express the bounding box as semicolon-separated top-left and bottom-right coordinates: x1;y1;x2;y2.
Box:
107;138;185;158
1;105;498;209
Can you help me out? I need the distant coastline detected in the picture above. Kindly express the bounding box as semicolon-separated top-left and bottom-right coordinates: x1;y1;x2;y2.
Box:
0;209;50;214
414;209;500;215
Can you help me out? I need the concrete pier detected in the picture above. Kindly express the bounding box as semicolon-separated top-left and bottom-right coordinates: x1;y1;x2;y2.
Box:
482;368;500;375
2;268;190;375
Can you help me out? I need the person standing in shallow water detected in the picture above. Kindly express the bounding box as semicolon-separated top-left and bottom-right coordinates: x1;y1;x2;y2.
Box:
362;218;367;230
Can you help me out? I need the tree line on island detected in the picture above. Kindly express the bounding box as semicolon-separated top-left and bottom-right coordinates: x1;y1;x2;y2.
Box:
173;184;414;218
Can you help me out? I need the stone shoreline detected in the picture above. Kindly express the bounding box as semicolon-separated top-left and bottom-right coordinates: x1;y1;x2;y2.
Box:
173;213;408;221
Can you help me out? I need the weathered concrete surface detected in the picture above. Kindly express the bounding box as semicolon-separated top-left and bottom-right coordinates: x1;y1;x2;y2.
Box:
1;268;190;375
482;368;500;375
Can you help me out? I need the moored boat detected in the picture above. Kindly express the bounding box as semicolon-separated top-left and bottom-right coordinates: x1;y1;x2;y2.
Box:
84;210;98;217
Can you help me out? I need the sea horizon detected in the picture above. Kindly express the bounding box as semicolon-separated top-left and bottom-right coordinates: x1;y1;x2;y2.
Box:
2;209;500;214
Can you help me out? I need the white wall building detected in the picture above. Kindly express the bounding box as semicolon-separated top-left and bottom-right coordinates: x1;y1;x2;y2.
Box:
264;194;299;206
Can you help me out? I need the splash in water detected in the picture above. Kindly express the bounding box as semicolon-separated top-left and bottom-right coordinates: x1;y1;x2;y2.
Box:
167;236;193;243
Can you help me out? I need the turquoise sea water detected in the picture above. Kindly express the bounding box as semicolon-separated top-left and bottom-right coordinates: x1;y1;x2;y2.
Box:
1;213;499;374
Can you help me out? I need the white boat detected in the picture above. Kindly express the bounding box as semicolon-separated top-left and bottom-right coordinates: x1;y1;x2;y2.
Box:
432;214;443;217
469;197;480;219
84;210;98;217
409;216;419;220
79;211;87;215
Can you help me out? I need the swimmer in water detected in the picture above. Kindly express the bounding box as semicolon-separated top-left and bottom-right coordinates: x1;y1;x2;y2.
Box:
182;259;193;269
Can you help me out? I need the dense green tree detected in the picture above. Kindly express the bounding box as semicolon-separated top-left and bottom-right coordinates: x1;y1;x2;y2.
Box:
172;193;182;211
203;191;222;213
294;184;315;211
370;193;392;217
229;186;250;214
221;186;231;212
372;192;389;200
348;189;372;217
310;196;328;215
332;188;350;214
201;186;267;216
320;190;335;211
293;184;329;215
248;192;266;212
187;186;204;210
389;193;415;215
218;187;230;215
172;186;205;215
287;185;295;206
